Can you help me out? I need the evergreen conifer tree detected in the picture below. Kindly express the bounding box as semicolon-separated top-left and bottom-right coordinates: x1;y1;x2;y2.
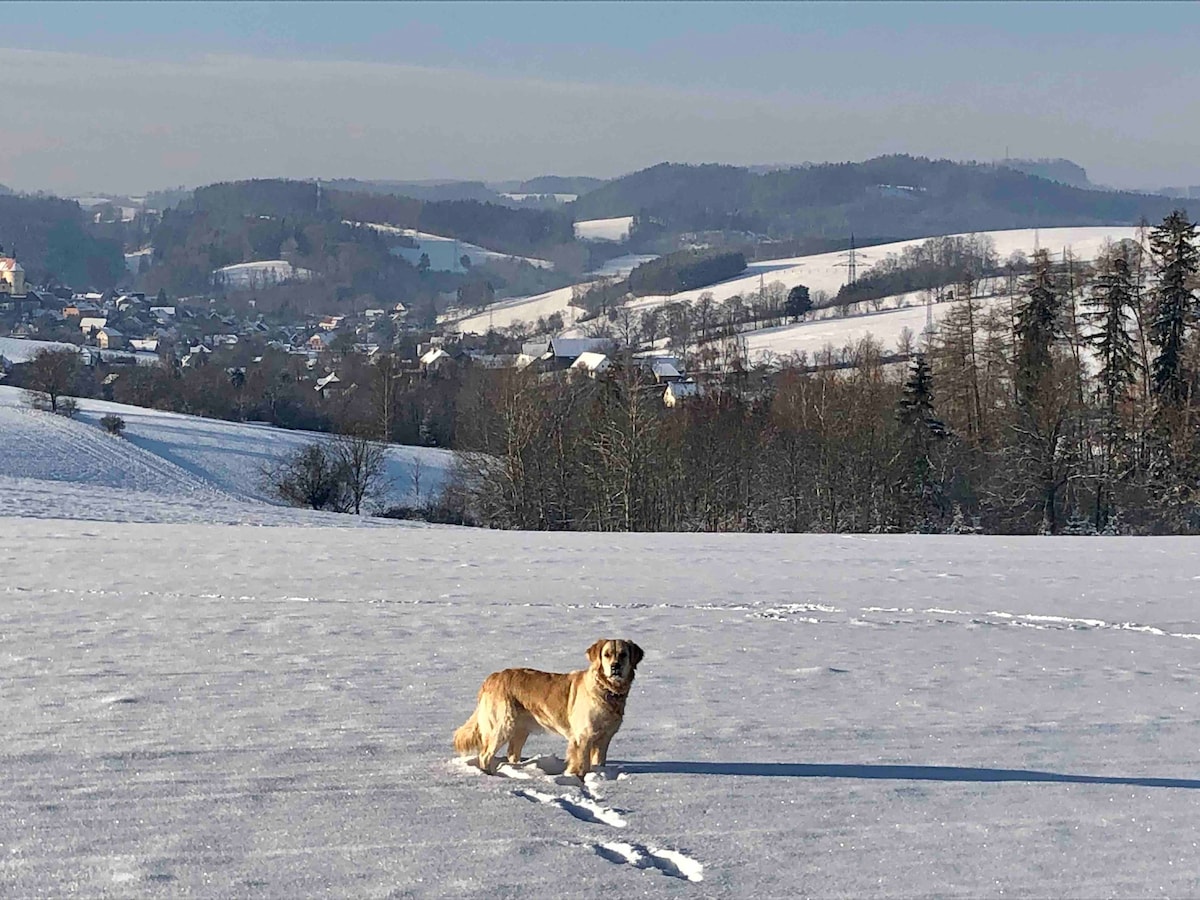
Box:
1148;210;1199;409
1014;249;1060;407
894;353;948;531
1086;244;1140;528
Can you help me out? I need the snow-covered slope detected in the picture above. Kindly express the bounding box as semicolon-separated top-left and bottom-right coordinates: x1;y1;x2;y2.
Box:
0;336;85;365
741;290;1012;363
449;284;587;334
347;221;554;271
4;522;1200;896
448;226;1137;344
575;216;635;242
0;386;454;525
629;226;1138;314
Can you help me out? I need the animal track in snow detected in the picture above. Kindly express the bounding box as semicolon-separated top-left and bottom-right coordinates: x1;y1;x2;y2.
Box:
754;603;1200;645
514;788;627;827
458;753;703;882
590;840;704;882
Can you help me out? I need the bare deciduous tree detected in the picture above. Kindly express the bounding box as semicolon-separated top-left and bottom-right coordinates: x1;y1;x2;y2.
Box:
333;432;390;515
263;442;346;511
24;348;81;414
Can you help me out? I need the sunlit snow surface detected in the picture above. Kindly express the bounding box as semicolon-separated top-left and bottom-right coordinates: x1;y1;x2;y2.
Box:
445;225;1138;345
4;518;1200;896
3;377;1199;896
0;386;453;525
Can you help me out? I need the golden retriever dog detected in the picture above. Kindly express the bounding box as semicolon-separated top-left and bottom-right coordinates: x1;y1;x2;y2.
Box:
454;639;644;778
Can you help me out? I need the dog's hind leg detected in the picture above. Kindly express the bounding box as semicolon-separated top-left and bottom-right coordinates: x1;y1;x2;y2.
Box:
506;727;529;764
477;696;515;775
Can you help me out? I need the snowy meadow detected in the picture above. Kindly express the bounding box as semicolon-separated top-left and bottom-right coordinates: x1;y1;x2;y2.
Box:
2;382;1200;896
4;517;1200;897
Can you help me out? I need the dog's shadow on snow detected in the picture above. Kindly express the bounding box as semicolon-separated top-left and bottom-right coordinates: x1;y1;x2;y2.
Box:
612;761;1200;790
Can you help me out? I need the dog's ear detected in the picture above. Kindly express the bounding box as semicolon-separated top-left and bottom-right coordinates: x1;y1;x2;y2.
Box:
586;639;607;665
627;641;645;668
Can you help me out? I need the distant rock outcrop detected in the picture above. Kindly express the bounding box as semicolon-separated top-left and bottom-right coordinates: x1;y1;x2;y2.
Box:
998;157;1092;189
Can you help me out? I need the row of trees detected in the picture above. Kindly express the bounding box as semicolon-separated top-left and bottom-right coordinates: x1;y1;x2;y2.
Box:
446;212;1200;534
569;282;815;363
834;233;1004;309
14;343;463;451
625;249;747;296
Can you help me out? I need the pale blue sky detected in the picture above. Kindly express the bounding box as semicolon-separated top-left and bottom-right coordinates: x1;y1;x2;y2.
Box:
2;2;1197;194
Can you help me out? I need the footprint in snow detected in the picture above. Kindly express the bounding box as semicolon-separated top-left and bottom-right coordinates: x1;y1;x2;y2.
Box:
589;840;704;882
514;787;627;827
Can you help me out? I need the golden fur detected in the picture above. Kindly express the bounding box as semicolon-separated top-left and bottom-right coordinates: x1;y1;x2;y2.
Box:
454;639;645;777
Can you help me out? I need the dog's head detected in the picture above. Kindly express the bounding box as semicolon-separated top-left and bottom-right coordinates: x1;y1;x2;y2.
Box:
587;638;645;685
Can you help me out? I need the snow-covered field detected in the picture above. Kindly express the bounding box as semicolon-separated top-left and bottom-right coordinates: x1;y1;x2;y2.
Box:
0;336;85;366
4;522;1200;897
741;290;1015;364
588;253;660;278
448;226;1137;349
347;221;554;272
449;284;587;334
6;290;1198;896
212;260;313;288
0;386;453;525
575;216;635;242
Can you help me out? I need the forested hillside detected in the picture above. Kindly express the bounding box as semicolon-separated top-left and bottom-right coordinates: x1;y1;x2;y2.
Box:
569;156;1200;239
0;194;125;288
143;179;578;309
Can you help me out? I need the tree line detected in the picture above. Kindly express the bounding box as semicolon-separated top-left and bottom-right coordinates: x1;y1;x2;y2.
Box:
17;211;1199;533
446;212;1200;535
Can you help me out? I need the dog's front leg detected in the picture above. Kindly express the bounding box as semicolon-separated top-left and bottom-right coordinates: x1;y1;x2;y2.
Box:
565;736;593;778
590;732;615;768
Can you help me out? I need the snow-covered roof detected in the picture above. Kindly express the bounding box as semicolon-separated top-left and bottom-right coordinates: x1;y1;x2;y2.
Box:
315;373;341;390
571;351;611;373
547;337;612;359
665;380;701;401
420;347;451;366
651;361;682;380
0;258;24;273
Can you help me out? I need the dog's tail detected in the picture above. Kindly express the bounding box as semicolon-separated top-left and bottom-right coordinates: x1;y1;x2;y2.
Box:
453;709;482;756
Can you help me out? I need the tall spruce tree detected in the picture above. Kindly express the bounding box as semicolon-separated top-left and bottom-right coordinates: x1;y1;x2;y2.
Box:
1086;244;1139;528
1011;249;1075;534
1088;245;1140;416
1015;249;1060;406
895;353;948;530
1148;210;1199;409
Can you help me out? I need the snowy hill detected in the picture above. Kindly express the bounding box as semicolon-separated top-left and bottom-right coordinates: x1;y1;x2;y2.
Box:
575;215;635;242
212;259;313;288
5;522;1200;896
0;336;85;365
449;226;1138;342
347;221;554;272
0;386;453;525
